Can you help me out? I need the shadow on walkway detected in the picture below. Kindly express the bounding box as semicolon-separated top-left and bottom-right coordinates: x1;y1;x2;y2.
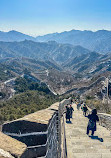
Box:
66;120;72;124
89;136;104;142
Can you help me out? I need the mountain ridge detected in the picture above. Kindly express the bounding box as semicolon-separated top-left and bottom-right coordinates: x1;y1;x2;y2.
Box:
0;40;91;63
36;29;111;53
1;29;111;53
0;30;35;42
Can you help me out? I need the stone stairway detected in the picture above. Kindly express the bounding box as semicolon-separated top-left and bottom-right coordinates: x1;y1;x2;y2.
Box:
65;104;111;158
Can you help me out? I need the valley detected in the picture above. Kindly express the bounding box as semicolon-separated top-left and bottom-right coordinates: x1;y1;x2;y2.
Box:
0;30;111;124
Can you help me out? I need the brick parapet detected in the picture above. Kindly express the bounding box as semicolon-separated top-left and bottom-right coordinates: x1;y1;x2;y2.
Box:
1;98;71;158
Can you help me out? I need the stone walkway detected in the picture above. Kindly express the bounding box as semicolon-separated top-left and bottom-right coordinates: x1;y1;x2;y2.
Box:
65;104;111;158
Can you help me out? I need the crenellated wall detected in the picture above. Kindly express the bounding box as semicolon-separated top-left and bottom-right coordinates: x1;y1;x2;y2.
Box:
1;98;71;158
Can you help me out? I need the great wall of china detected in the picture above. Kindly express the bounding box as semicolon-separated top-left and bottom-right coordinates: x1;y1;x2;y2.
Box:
0;98;71;158
0;98;111;158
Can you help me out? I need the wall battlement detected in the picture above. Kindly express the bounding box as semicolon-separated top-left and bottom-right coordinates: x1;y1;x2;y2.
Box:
1;98;71;158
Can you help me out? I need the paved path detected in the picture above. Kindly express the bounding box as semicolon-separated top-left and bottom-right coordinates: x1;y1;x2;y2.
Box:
65;104;111;158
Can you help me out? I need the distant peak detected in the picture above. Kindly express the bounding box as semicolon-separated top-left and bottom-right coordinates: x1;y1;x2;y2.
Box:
48;41;57;44
96;29;110;33
69;29;80;32
8;30;22;34
9;30;16;32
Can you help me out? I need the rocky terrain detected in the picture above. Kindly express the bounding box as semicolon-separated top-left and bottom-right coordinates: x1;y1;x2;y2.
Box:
63;52;111;78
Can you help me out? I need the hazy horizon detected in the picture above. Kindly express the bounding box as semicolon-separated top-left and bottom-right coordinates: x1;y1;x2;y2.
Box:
1;28;111;37
1;0;111;36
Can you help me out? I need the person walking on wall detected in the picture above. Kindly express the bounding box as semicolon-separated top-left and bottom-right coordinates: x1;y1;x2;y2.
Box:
80;101;83;109
86;109;99;136
83;104;88;117
65;105;71;122
71;99;73;105
69;104;74;118
77;103;81;110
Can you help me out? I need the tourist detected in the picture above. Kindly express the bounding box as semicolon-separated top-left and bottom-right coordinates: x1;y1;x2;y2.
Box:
71;99;73;104
83;104;88;117
65;105;71;122
69;104;74;118
81;102;84;111
86;109;99;136
77;103;81;110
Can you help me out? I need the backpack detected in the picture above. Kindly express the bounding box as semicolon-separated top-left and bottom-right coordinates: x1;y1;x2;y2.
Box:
88;120;95;129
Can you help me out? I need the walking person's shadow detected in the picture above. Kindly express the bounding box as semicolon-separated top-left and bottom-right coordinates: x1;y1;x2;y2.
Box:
66;120;72;124
89;135;104;142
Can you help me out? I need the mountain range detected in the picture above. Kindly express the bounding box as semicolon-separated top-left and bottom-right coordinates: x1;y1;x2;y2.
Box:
63;52;111;78
0;40;90;63
1;29;111;53
0;29;111;98
0;39;111;80
36;30;111;54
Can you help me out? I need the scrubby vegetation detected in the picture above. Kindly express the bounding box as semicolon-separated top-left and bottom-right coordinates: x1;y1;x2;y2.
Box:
0;92;6;99
0;90;58;122
14;76;50;94
86;97;111;114
0;64;15;81
0;74;73;124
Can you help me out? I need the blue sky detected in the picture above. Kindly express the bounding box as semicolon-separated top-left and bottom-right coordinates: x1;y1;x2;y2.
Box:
0;0;111;36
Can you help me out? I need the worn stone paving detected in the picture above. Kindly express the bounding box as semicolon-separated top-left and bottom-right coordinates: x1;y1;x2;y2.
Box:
65;104;111;158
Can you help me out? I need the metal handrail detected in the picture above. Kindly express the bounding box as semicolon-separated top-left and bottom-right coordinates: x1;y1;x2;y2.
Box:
61;114;67;158
63;115;67;158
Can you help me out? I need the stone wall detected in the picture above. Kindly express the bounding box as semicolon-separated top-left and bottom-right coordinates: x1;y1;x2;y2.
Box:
2;98;71;158
0;131;27;158
98;113;111;131
57;98;71;158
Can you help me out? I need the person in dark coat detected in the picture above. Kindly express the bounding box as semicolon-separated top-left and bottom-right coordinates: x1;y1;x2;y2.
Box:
86;109;99;136
69;104;74;118
71;99;73;105
65;105;70;122
77;103;81;110
83;104;88;117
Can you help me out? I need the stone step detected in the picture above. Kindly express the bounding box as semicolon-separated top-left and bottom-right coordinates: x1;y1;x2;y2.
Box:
67;137;102;141
68;135;111;143
72;148;111;153
71;141;104;146
67;144;107;149
72;153;111;158
66;104;111;158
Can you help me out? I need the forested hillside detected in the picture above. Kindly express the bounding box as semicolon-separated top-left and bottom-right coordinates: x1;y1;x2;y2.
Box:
0;90;58;123
0;64;15;81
